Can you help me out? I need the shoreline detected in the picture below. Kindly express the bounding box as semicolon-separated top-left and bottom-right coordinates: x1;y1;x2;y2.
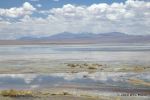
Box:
0;62;149;74
0;40;150;45
0;87;149;100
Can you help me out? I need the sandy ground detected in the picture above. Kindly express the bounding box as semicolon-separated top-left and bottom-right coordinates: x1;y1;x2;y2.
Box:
1;96;149;100
0;96;102;100
0;88;149;100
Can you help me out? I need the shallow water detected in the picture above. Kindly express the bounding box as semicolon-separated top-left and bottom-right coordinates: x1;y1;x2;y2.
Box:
0;44;150;68
0;44;150;97
0;72;149;90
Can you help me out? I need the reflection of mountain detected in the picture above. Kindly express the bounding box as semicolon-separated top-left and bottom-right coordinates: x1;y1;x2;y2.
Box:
0;32;150;44
19;32;150;43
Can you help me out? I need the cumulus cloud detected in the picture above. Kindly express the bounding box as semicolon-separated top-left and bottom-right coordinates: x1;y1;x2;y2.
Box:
48;0;150;34
0;2;36;18
0;0;150;39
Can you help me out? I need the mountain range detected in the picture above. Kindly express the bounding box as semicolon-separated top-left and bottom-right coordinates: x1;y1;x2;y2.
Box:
0;32;150;45
19;32;150;43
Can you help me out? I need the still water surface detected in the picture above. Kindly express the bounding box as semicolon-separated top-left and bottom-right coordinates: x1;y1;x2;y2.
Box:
0;45;150;92
0;45;150;67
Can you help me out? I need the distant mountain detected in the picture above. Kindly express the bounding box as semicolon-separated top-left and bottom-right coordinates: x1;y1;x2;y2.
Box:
19;36;39;40
1;32;150;45
19;32;96;40
49;32;95;39
19;32;127;40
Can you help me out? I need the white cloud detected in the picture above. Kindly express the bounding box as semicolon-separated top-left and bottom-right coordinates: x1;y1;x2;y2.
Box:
46;0;150;35
0;0;150;39
0;2;36;18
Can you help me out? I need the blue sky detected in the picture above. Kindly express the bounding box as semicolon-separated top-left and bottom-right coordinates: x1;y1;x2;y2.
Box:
0;0;126;9
0;0;150;39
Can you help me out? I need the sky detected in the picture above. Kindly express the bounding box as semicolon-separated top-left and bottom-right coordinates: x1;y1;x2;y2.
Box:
0;0;150;39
